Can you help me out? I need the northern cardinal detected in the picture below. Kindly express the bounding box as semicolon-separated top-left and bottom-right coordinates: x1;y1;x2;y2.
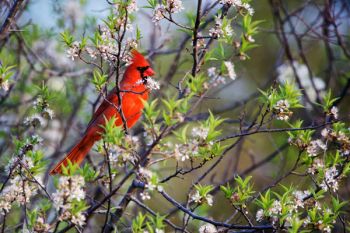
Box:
50;50;155;175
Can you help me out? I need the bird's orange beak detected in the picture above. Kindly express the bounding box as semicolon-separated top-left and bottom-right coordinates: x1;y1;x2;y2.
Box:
145;67;155;77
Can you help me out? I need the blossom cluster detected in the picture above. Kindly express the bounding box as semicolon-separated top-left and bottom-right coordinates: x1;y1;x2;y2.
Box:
152;0;184;23
0;76;9;91
273;99;292;121
173;126;210;162
64;1;139;67
306;139;326;157
138;168;163;201
136;77;160;90
24;96;54;128
209;16;234;40
321;125;350;156
33;216;51;232
291;123;349;192
0;56;15;92
0;156;40;215
320;167;339;192
207;61;236;87
207;67;226;87
199;223;217;233
220;0;254;16
108;135;139;167
209;18;224;39
52;175;87;227
256;189;334;232
66;41;80;61
190;190;213;206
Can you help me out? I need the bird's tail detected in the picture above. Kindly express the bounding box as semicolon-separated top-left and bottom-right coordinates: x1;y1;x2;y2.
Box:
50;135;95;175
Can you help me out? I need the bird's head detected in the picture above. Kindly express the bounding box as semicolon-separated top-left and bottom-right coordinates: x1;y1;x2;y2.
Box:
122;49;155;89
131;49;155;77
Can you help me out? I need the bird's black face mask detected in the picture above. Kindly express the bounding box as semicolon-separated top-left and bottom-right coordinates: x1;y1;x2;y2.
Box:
136;66;150;85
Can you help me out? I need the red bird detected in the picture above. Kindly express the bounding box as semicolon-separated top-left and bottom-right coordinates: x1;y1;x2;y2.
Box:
50;50;155;175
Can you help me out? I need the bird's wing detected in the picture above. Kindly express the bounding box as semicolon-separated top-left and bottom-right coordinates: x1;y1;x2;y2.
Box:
85;89;119;131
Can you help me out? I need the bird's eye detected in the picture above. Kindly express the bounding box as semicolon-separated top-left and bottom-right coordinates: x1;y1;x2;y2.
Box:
137;66;150;72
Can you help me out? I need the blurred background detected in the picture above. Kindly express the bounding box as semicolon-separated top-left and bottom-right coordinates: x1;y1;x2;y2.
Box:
1;0;350;232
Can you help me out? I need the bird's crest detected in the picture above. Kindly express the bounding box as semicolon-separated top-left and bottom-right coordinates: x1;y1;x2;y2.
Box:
131;49;149;66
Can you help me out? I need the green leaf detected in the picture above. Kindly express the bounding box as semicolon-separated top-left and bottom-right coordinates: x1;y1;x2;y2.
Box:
60;30;74;46
92;70;108;91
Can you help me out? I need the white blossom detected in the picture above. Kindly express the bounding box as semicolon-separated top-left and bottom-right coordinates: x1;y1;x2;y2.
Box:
330;106;338;119
220;0;254;16
320;167;339;192
224;61;236;80
126;0;138;13
207;65;233;86
321;128;330;138
126;39;138;49
24;114;46;127
166;0;184;13
53;176;85;207
152;5;165;23
109;145;136;167
157;185;164;192
242;3;255;16
274;99;292;121
145;183;157;191
220;0;235;5
275;99;290;110
0;79;9;91
174;144;191;161
42;108;54;119
293;190;310;208
190;191;202;203
145;77;160;90
140;191;151;200
209;18;224;38
66;44;79;61
136;78;160;90
33;98;55;120
306;139;327;157
6;155;35;173
192;127;209;140
207;67;226;86
190;191;213;206
199;223;217;233
206;194;213;206
0;173;38;214
308;158;324;174
207;67;217;78
0;198;11;214
256;209;264;222
71;212;86;227
247;35;255;42
211;76;226;87
138;167;153;180
100;26;112;41
126;23;134;32
224;24;234;37
98;44;118;62
303;216;311;226
52;175;86;227
86;47;97;59
323;225;332;233
269;200;282;215
34;216;50;232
